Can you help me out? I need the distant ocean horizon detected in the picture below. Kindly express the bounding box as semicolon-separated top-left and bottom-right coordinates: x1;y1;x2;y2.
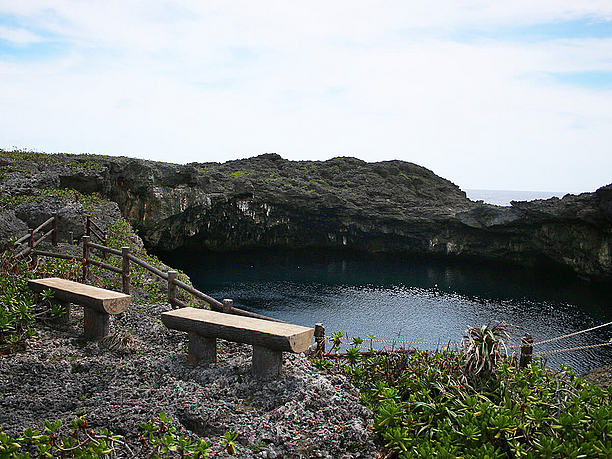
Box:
465;189;569;206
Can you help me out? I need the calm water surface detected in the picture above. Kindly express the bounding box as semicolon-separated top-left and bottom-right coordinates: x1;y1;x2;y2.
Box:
159;249;612;374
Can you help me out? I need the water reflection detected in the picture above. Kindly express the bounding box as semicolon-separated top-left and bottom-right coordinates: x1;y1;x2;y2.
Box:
157;248;612;373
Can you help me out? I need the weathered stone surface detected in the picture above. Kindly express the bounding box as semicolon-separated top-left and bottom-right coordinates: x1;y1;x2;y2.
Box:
1;149;610;281
102;154;611;281
0;302;377;458
0;210;29;247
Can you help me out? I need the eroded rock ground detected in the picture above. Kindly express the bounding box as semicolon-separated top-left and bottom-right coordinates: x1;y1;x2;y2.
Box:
0;302;376;458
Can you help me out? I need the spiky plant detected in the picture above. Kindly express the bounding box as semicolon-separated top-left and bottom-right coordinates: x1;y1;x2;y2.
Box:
461;322;511;382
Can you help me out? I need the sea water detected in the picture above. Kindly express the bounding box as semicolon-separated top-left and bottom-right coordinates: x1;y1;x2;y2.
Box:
465;189;569;206
160;248;612;374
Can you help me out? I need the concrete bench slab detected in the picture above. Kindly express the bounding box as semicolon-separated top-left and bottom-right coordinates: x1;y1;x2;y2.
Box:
161;307;314;379
28;277;131;338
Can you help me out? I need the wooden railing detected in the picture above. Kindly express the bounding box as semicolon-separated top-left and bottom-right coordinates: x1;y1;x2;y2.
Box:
81;236;282;322
12;214;282;322
86;215;107;245
14;213;59;263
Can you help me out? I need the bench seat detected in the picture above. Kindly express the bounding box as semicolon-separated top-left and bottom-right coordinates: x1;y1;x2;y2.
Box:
161;307;314;379
28;277;131;338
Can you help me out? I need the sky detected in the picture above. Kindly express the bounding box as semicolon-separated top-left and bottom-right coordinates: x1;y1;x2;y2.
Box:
0;1;611;193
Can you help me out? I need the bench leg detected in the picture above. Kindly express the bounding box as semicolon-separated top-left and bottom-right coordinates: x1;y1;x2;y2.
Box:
83;308;109;339
252;346;283;380
188;332;216;365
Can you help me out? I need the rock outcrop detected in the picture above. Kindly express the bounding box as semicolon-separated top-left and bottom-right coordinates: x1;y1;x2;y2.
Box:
1;150;610;281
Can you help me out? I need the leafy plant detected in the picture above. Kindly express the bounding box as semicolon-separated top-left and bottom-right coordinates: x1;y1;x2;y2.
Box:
220;430;238;455
462;322;511;382
312;358;334;371
330;331;345;354
345;346;612;458
0;251;37;350
139;411;211;458
0;412;212;458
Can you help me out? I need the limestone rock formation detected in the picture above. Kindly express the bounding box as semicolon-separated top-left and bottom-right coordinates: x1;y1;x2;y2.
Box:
1;150;610;281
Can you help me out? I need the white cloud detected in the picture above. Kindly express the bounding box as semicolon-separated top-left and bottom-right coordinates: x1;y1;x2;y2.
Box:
0;1;611;191
0;25;43;44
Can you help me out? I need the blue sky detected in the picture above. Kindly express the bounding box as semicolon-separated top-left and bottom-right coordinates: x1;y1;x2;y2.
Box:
0;1;611;192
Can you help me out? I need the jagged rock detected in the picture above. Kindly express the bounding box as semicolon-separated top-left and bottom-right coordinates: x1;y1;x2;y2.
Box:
1;150;610;281
0;302;377;458
0;210;29;246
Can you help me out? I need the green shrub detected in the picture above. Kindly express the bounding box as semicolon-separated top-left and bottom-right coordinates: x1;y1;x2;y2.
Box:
0;251;81;351
345;348;612;458
0;412;212;458
0;252;37;350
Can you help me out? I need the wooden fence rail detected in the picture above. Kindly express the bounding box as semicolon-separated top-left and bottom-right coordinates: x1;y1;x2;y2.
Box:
86;215;107;246
88;241;122;257
11;215;280;323
173;277;223;309
14;233;31;245
127;253;168;280
32;216;55;236
14;212;59;260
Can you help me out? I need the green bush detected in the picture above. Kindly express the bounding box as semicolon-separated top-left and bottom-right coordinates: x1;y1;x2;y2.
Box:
0;252;37;351
346;348;612;458
0;412;212;458
0;251;81;351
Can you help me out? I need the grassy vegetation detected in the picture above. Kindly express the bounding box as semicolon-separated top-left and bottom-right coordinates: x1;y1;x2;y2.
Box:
0;253;37;352
0;213;207;352
0;187;103;211
318;326;612;458
92;217;206;307
0;149;60;164
0;412;212;458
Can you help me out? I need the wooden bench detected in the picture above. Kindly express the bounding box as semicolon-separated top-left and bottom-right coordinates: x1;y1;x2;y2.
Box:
161;307;314;379
28;277;131;339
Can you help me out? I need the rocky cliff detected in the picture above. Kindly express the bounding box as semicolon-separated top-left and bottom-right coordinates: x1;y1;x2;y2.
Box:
1;150;610;281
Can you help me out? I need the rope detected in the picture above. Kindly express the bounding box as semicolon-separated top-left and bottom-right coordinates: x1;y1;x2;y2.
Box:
533;321;612;346
320;320;612;355
325;336;459;347
535;340;612;356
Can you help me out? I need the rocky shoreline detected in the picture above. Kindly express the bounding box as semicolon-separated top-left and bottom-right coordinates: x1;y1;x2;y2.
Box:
1;150;611;282
0;300;376;458
1;149;611;457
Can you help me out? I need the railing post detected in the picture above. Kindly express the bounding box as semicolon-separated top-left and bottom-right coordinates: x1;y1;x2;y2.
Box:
69;231;74;245
519;333;534;369
314;323;325;357
86;216;91;237
168;271;177;308
82;236;90;282
52;212;58;246
102;232;108;260
29;228;37;265
122;247;131;294
223;299;233;313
